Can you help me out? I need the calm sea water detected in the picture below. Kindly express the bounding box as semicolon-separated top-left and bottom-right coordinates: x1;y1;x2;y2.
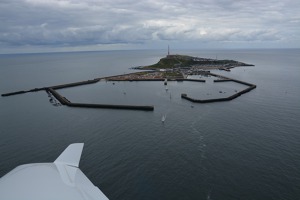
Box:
0;49;300;200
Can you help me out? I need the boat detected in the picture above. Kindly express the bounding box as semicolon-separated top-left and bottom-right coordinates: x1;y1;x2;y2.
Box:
164;78;167;85
161;114;166;123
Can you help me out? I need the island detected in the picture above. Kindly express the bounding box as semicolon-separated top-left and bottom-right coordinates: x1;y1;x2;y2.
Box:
1;54;256;111
136;54;253;69
112;54;254;80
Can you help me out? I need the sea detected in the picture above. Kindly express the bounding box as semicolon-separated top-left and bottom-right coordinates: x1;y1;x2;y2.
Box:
0;49;299;200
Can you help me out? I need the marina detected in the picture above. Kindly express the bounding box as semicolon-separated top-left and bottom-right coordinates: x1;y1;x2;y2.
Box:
1;70;256;109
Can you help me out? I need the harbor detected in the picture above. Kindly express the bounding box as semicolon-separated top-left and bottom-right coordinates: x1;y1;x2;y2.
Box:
181;72;256;103
1;49;298;200
1;70;256;110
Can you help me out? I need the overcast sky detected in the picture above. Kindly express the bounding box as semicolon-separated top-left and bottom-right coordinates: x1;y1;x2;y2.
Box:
1;0;300;53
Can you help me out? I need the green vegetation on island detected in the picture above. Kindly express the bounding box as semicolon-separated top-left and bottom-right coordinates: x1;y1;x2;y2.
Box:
135;54;254;70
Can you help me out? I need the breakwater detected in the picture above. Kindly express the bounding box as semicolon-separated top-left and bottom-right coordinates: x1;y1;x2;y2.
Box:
1;79;100;97
47;88;70;105
68;103;154;111
51;86;154;111
51;79;100;90
181;84;256;103
181;72;256;103
108;78;165;82
47;86;154;111
1;71;255;108
185;79;206;83
1;87;46;97
2;90;27;97
107;78;205;83
2;77;154;111
214;79;232;82
46;88;154;111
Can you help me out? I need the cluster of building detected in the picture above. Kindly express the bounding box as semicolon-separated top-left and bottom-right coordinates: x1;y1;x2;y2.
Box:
108;72;166;80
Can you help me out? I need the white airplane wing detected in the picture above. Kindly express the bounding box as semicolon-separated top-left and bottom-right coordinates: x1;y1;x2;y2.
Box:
0;143;109;200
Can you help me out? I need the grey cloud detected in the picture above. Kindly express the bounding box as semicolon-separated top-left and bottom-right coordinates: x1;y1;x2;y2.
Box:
0;0;299;52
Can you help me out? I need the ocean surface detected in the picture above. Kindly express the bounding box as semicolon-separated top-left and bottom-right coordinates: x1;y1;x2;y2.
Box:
0;49;299;200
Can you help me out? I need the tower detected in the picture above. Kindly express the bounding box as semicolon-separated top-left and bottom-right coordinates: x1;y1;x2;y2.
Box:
168;45;170;56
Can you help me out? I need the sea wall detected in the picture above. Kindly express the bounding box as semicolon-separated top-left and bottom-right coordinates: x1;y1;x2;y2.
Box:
107;78;165;82
52;79;99;90
185;79;206;83
47;88;70;105
213;79;232;82
1;71;255;108
1;90;27;97
1;87;46;96
69;103;154;111
107;78;205;82
47;88;154;111
181;84;256;103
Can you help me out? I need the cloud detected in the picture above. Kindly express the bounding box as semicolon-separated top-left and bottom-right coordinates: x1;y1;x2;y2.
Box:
0;0;299;52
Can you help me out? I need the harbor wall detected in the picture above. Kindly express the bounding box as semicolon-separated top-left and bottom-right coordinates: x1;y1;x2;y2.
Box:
210;72;254;87
107;78;164;82
47;88;154;111
52;79;99;90
47;88;70;105
2;71;255;107
107;78;205;82
69;103;154;111
185;79;206;82
1;90;27;97
181;84;256;103
1;87;46;96
214;79;232;82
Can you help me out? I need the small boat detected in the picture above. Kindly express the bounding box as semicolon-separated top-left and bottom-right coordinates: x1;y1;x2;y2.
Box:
161;114;166;123
164;78;167;85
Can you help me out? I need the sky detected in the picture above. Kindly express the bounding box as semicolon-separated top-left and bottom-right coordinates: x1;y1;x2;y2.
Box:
0;0;300;53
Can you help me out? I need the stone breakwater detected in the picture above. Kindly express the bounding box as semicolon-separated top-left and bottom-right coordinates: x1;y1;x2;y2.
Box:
46;88;154;111
1;71;256;110
1;77;154;111
180;72;256;103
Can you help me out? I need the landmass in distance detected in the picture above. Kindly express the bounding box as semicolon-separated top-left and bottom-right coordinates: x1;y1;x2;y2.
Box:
118;54;255;80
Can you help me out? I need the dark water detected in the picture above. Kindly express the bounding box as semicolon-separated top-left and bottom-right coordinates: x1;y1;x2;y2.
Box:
0;49;300;200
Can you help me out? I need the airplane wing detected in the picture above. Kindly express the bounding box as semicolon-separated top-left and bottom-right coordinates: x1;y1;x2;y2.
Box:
0;143;109;200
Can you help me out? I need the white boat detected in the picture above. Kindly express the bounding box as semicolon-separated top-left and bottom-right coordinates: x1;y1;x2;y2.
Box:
162;114;166;123
164;78;167;85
